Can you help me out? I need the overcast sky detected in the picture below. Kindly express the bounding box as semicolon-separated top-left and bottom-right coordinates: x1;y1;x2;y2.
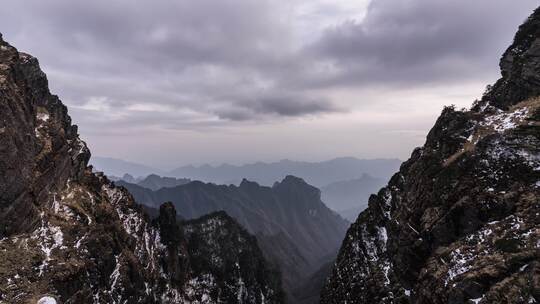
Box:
1;0;538;168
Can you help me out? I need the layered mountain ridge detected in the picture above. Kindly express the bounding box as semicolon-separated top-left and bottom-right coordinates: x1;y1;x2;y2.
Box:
321;7;540;304
117;175;349;302
166;158;401;188
116;171;387;221
136;174;191;191
0;34;283;303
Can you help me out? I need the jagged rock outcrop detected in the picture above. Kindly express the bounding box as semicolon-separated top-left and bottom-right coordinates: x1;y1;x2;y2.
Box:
117;175;349;302
483;10;540;110
321;7;540;304
184;211;284;303
0;34;282;303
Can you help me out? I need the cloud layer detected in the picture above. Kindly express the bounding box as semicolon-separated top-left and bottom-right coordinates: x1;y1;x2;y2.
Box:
0;0;537;165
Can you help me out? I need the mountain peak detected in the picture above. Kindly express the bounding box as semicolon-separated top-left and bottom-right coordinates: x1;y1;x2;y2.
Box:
481;7;540;109
0;33;90;237
272;175;316;193
274;175;308;188
282;174;305;183
239;178;260;188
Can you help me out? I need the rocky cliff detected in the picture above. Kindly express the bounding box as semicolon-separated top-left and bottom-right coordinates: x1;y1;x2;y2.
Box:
0;34;282;303
117;176;349;302
183;211;284;303
321;7;540;304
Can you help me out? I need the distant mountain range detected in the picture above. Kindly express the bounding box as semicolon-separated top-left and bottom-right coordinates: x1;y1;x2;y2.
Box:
115;173;191;191
170;157;400;187
116;175;349;303
91;156;164;177
321;174;388;220
92;156;400;187
92;156;401;219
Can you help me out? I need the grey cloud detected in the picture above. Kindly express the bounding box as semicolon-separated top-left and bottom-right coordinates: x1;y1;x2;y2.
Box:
307;0;539;87
249;94;338;117
0;0;537;135
214;93;340;121
1;0;338;128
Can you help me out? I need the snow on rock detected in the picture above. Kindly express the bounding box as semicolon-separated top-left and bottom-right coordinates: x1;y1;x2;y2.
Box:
445;248;474;286
381;189;392;220
471;296;484;304
184;274;217;304
32;212;64;276
481;107;529;133
36;112;49;122
102;185;168;275
37;296;57;304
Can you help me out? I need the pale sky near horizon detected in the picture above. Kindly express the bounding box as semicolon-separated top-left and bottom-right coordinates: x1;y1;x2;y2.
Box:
0;0;538;168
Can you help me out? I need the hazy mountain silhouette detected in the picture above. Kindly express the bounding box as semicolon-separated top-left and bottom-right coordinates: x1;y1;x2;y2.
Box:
90;156;163;177
321;174;387;220
168;157;401;187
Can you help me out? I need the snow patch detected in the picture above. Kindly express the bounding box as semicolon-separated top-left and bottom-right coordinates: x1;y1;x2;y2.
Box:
471;296;484;304
184;274;217;303
481;107;529;133
445;248;473;286
37;296;57;304
37;112;49;122
381;189;392;219
33;212;64;276
110;254;122;294
378;226;388;246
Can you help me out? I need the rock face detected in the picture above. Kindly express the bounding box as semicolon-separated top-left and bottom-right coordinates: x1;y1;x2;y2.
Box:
0;34;282;303
117;176;349;302
321;7;540;304
184;211;284;303
485;9;540;110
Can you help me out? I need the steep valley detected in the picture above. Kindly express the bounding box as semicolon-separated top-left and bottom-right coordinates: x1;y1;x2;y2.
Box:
116;176;349;303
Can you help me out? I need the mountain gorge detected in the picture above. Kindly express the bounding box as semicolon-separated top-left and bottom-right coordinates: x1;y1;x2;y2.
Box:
116;176;349;302
0;34;283;303
2;3;539;304
321;8;540;304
